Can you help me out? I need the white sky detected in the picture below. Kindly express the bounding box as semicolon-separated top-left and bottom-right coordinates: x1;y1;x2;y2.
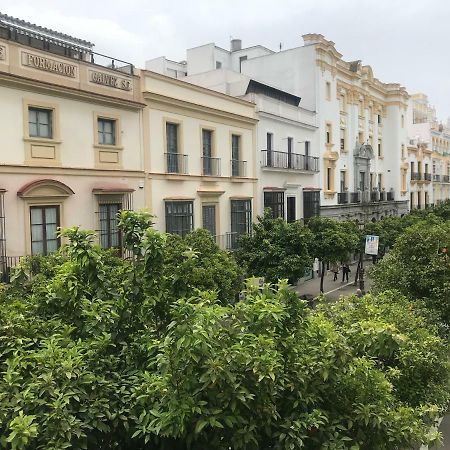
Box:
1;0;450;119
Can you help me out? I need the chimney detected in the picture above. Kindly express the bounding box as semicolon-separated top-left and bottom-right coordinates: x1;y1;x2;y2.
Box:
230;39;242;52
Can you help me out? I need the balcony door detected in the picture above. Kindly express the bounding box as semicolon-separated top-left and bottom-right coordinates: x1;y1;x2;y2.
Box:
166;122;179;173
202;129;213;175
202;204;216;237
287;196;296;223
30;205;60;255
266;133;273;167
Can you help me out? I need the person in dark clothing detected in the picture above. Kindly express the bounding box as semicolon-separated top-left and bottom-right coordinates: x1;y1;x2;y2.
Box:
341;262;350;282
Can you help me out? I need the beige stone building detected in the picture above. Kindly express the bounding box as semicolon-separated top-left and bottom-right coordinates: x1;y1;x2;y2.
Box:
0;14;146;275
141;71;258;249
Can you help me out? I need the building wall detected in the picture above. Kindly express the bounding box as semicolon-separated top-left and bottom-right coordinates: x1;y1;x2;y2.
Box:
142;71;258;242
0;36;145;258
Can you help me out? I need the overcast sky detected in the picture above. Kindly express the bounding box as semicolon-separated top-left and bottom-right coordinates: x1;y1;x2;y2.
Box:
2;0;450;119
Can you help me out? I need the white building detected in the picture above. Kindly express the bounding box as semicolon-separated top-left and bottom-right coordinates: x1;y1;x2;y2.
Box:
406;93;450;208
147;35;410;221
147;41;321;221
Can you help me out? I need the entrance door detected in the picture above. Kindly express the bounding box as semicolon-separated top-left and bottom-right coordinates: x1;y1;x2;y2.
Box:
287;197;296;222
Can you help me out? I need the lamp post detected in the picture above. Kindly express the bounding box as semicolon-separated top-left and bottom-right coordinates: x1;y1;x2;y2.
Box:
354;221;365;293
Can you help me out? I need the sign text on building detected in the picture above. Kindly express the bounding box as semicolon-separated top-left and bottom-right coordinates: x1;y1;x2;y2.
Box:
23;52;76;78
364;235;379;255
89;70;132;91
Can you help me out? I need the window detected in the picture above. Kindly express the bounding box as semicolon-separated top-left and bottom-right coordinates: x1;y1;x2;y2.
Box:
202;204;216;236
28;107;52;138
305;141;310;170
287;197;296;223
216;61;222;69
202;129;213;175
377;114;382;125
377;174;383;190
166;122;180;173
411;161;415;173
231;199;252;246
425;163;429;174
327;167;332;191
410;192;414;209
165;201;193;237
326;81;331;101
231;134;241;176
359;171;366;191
239;55;247;73
264;191;284;219
287;137;293;168
378;139;382;157
266;132;273;167
303;191;320;220
340;129;345;151
326;124;332;144
30;205;60;255
98;118;116;145
99;203;121;249
340;171;346;192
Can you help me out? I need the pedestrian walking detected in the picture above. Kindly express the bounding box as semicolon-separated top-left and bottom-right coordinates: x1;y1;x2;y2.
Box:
341;262;350;282
330;262;340;281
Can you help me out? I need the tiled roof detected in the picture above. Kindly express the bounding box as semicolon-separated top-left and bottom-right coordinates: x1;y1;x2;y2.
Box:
0;12;94;48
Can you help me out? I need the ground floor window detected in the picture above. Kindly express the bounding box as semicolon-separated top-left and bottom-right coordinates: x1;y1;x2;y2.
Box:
303;191;320;220
202;204;216;237
165;201;194;236
99;203;121;249
264;191;285;219
30;205;60;255
231;200;252;248
287;196;296;222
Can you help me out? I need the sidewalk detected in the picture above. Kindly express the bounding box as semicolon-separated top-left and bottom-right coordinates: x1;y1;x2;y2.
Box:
295;260;372;301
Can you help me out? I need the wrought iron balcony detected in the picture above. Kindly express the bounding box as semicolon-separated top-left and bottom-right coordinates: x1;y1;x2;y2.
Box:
379;191;386;201
443;175;450;183
350;192;361;203
411;172;421;181
202;156;221;176
370;190;379;202
231;159;247;177
165;153;188;174
424;173;432;181
387;191;394;201
433;174;441;182
261;150;319;172
214;232;239;251
337;192;349;204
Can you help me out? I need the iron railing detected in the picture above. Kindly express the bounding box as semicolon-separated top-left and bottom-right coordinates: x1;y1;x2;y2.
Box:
231;160;247;177
411;172;421;181
433;174;441;182
165;153;188;174
202;156;221;176
350;192;361;203
424;173;432;181
0;256;23;283
337;192;349;204
443;175;450;183
261;150;319;172
214;232;239;251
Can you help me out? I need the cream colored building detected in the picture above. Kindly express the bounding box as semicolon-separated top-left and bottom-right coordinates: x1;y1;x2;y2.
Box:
0;14;145;275
141;70;258;248
406;93;450;207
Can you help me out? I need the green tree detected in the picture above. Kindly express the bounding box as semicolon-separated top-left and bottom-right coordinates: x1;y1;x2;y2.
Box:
371;220;450;325
236;210;313;283
307;217;360;293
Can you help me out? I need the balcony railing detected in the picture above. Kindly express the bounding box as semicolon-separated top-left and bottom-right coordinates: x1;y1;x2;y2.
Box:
202;156;221;176
214;232;239;251
261;150;319;172
387;191;394;201
411;172;421;181
424;173;432;181
165;153;188;174
337;192;349;204
379;191;386;201
433;174;441;182
370;190;379;202
350;192;361;203
231;160;247;177
0;256;23;283
443;175;450;183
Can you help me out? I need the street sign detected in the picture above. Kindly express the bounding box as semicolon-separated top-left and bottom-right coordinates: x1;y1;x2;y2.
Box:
365;235;379;255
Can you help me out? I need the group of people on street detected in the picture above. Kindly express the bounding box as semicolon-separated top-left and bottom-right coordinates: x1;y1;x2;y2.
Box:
330;261;351;283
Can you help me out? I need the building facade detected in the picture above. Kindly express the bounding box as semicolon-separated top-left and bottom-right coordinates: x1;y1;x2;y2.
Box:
0;14;145;274
141;70;258;249
146;42;321;222
406;93;450;207
147;35;410;222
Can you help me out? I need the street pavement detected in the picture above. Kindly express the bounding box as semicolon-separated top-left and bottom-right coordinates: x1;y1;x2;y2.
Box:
295;260;372;301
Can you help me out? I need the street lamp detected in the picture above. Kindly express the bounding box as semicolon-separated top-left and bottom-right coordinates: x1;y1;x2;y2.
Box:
354;221;365;293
